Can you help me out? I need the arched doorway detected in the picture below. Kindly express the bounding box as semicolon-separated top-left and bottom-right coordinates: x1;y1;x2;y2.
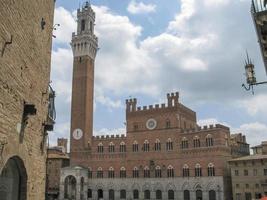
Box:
196;190;202;200
209;190;216;200
184;190;190;200
98;189;103;199
109;189;115;200
64;175;77;199
156;190;162;199
0;156;27;200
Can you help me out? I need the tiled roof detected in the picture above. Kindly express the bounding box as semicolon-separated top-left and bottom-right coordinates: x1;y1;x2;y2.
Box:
229;154;267;162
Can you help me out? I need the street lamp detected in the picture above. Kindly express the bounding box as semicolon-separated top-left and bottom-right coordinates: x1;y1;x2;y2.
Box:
242;53;267;94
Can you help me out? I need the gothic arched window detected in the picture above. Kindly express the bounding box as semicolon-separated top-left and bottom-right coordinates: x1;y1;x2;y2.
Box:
193;136;201;148
155;166;162;178
143;140;150;152
206;134;214;147
155;139;161;151
133;141;139;152
167;165;174;177
207;163;215;176
166;138;173;151
183;164;190;177
195;164;202;177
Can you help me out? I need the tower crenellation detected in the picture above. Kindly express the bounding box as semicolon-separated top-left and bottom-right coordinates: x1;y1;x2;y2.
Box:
71;1;98;59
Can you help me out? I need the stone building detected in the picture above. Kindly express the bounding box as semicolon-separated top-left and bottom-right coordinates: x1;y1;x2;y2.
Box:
0;0;55;199
229;141;267;200
251;0;267;74
46;138;70;200
59;2;249;200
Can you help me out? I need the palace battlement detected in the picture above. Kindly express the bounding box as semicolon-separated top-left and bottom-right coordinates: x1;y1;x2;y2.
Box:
92;134;126;140
126;92;195;118
181;124;229;134
126;92;178;112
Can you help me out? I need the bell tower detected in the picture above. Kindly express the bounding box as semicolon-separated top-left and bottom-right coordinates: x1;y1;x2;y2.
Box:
70;2;98;159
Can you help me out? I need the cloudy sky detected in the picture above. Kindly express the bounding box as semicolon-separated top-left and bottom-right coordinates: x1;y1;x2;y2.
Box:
50;0;267;148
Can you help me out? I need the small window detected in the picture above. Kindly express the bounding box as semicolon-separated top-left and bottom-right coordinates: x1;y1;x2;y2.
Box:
155;166;161;178
195;164;202;177
264;169;267;176
167;165;174;177
183;164;190;177
133;190;139;199
166;120;171;128
120;167;126;178
120;190;126;199
244;169;248;176
133;167;139;178
144;166;150;178
81;19;86;31
235;170;239;176
88;189;92;198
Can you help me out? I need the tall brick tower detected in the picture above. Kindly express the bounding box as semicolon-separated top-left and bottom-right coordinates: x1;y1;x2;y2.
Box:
70;2;98;161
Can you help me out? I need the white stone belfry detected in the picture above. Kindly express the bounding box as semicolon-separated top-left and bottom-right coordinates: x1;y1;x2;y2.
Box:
71;2;98;59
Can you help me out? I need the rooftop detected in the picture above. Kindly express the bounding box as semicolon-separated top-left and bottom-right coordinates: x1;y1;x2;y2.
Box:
229;154;267;162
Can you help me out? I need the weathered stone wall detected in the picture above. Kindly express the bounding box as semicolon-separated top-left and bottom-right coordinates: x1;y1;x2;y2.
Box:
0;0;55;199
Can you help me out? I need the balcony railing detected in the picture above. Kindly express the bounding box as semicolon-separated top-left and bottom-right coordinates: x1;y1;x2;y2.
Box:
48;85;56;122
252;0;267;13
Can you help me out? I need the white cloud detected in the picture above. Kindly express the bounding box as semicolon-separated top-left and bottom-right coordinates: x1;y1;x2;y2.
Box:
233;122;267;147
127;0;156;14
53;7;76;44
198;118;230;127
95;87;123;109
94;127;126;136
239;94;267;116
49;122;70;147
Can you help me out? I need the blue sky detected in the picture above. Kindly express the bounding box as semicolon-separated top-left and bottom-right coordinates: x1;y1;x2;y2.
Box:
50;0;267;148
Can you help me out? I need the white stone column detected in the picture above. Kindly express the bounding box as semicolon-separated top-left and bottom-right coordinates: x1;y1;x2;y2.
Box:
203;191;209;200
151;190;156;200
93;189;98;200
76;182;81;200
190;190;196;200
104;189;109;200
176;190;183;199
162;191;168;200
115;189;120;199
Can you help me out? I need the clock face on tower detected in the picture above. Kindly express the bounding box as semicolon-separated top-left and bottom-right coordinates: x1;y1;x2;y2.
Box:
146;118;157;130
72;128;83;140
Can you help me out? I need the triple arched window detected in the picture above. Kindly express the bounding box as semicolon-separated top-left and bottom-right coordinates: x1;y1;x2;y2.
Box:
97;143;104;153
97;167;103;178
206;134;214;147
207;163;215;176
133;141;139;152
108;142;115;153
155;139;161;151
143;140;150;152
120;167;126;178
108;167;114;178
183;164;190;177
181;137;188;149
155;166;162;178
195;164;202;177
193;136;201;148
120;142;126;152
167;165;174;177
144;166;150;178
133;167;139;178
166;138;173;151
